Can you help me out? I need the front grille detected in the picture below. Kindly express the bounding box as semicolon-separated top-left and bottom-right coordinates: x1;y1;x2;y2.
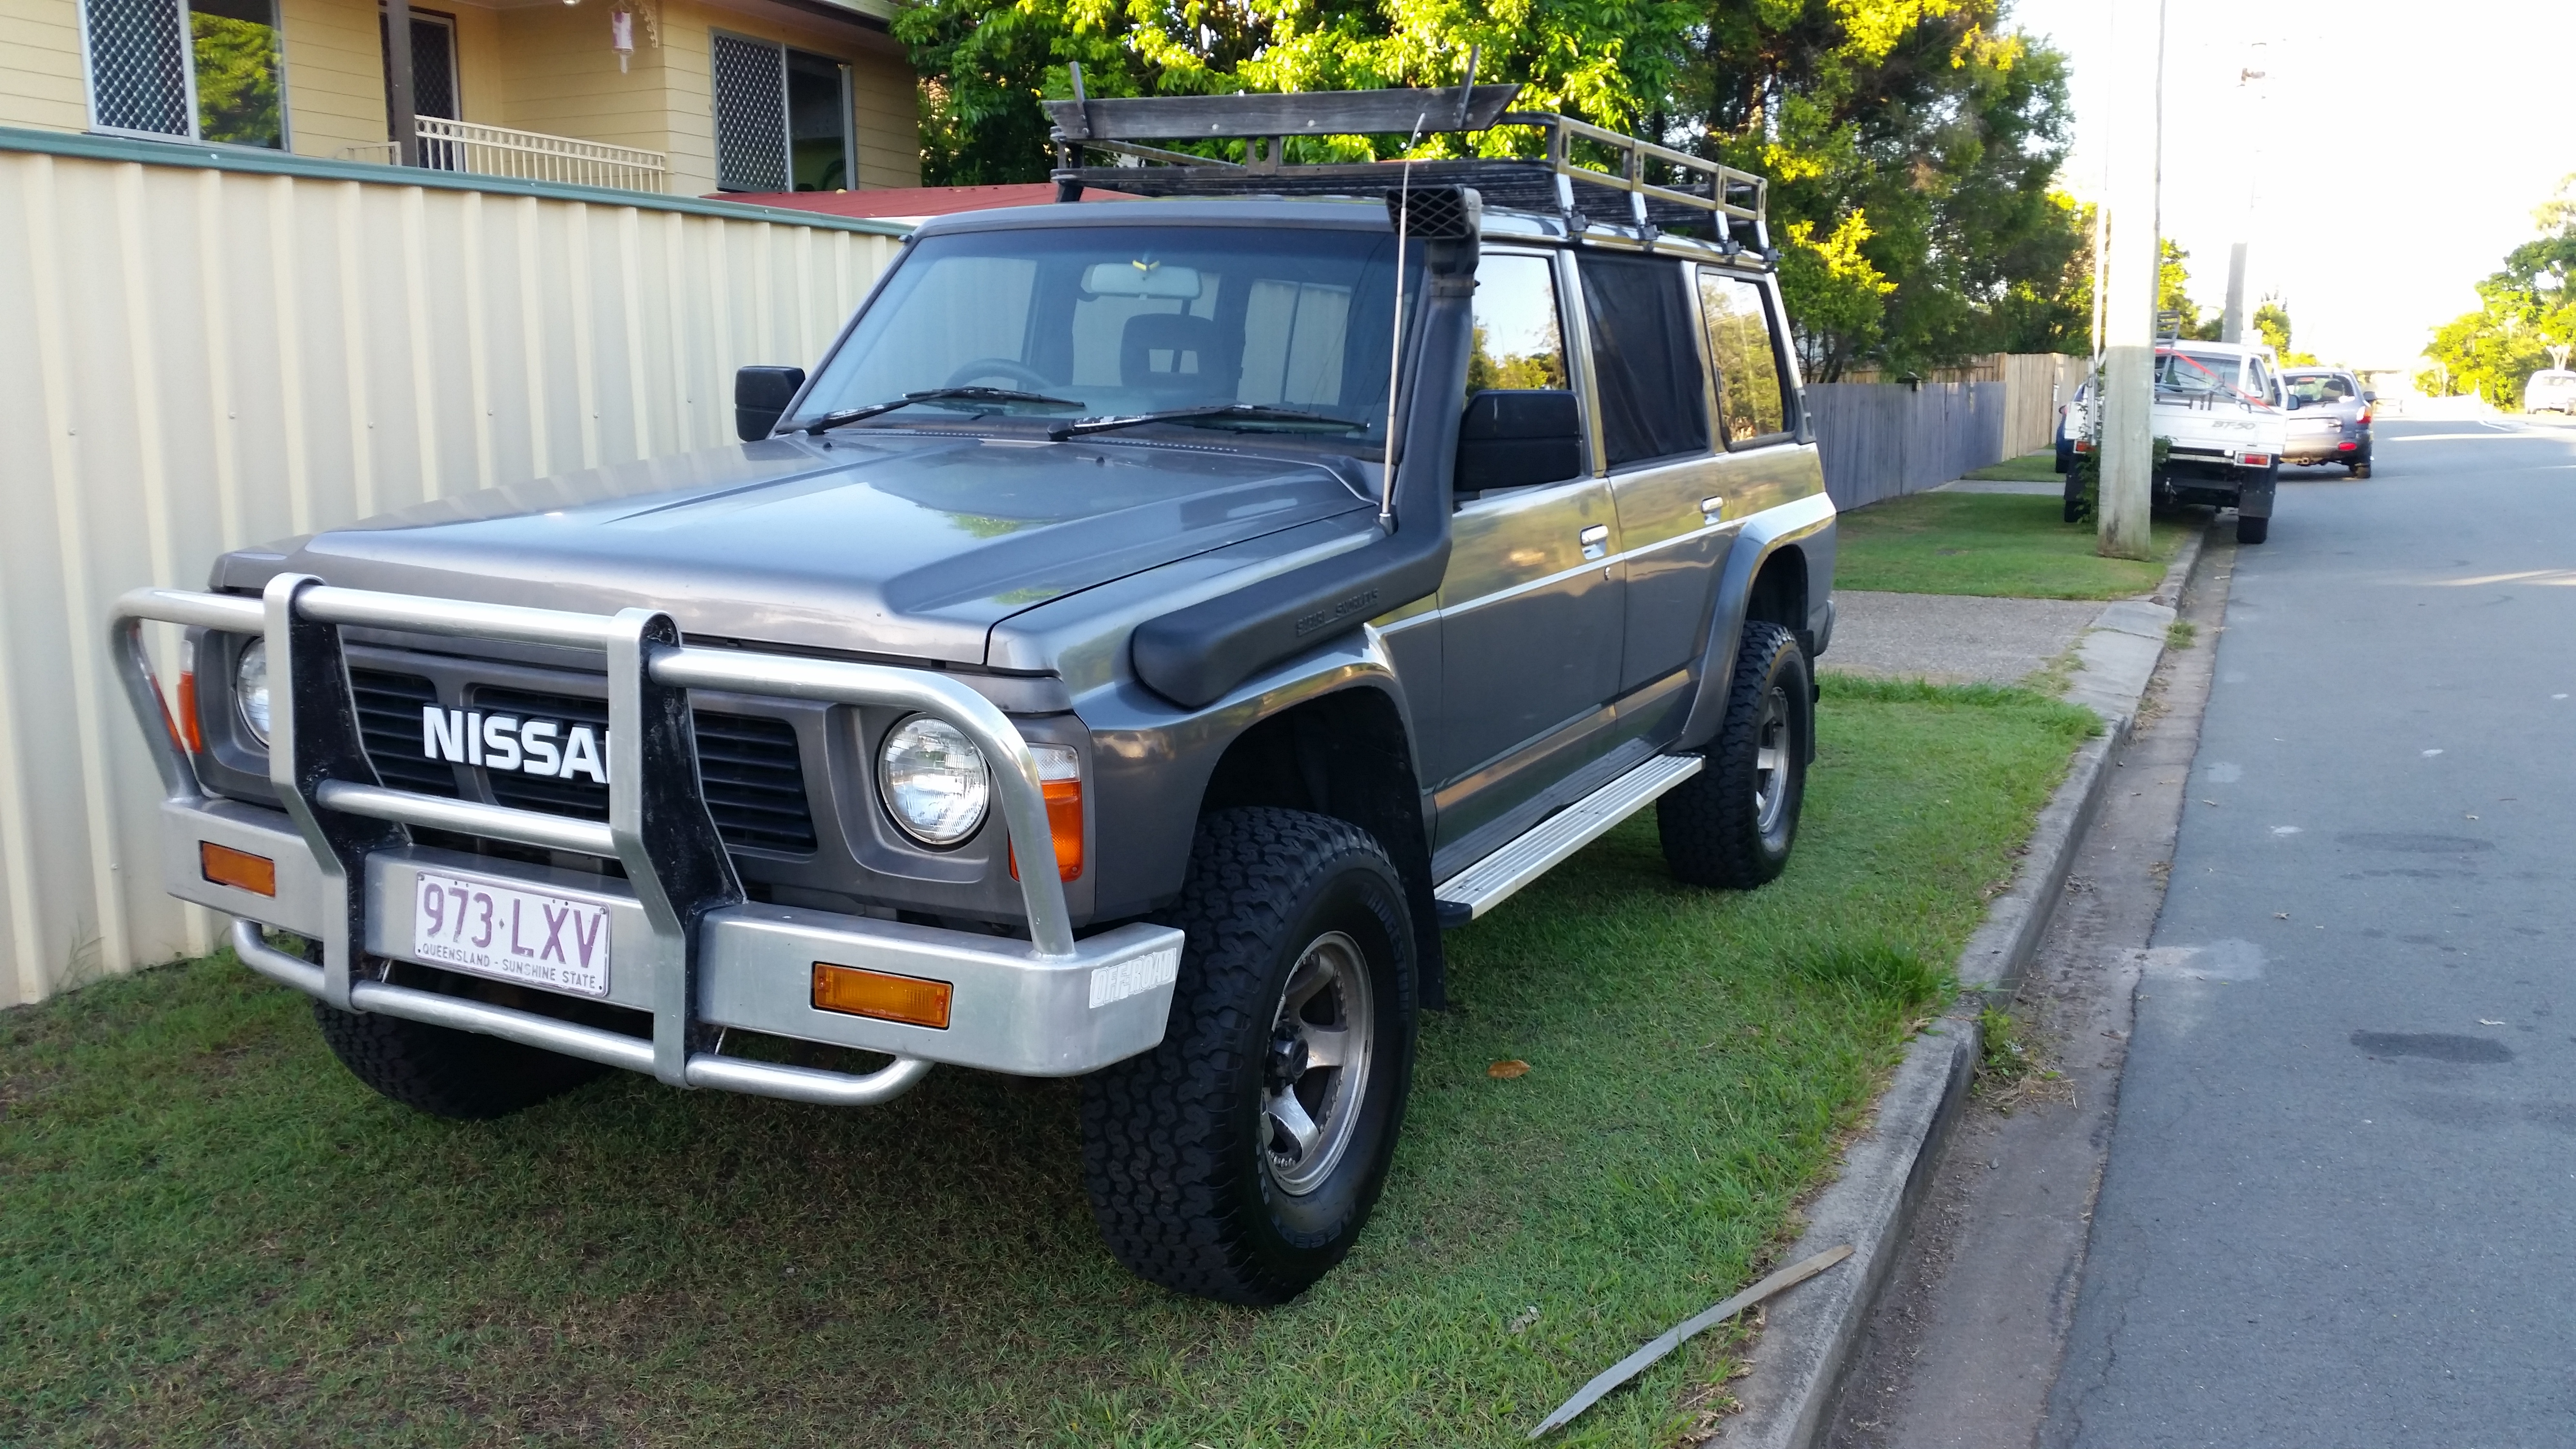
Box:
471;686;820;855
344;672;819;855
351;670;465;797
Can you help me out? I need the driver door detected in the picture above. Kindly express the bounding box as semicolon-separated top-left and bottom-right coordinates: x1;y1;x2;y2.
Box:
1427;249;1626;859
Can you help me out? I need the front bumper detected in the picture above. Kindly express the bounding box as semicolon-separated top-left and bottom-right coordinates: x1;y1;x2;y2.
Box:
113;581;1184;1107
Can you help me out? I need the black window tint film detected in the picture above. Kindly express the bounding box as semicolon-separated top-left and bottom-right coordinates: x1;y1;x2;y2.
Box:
1697;270;1789;443
1580;256;1709;467
1466;252;1568;397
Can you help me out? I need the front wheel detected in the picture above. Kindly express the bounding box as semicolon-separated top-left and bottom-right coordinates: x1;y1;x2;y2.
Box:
1081;808;1417;1304
1659;621;1814;888
314;999;607;1120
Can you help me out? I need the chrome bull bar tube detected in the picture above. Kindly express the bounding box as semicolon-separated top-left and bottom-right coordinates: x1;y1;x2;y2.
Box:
112;581;1106;1110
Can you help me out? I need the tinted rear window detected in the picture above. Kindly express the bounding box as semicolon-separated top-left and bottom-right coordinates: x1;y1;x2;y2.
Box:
1580;256;1710;467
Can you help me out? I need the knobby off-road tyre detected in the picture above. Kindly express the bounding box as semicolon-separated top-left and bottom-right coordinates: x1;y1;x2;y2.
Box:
2237;513;2270;545
1658;621;1814;890
1080;807;1417;1304
313;1000;608;1120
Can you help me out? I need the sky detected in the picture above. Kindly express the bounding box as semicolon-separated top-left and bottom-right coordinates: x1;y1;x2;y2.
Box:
2008;0;2575;368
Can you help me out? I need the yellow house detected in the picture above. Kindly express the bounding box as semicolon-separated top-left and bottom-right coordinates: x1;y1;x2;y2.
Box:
0;0;920;194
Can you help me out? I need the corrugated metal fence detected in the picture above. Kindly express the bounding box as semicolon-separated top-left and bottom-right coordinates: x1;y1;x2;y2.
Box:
0;129;905;1006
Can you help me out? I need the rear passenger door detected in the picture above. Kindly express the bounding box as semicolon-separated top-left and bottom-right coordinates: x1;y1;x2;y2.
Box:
1583;253;1723;708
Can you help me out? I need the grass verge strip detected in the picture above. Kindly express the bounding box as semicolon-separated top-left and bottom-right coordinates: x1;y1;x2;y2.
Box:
1835;491;2184;600
0;680;2098;1448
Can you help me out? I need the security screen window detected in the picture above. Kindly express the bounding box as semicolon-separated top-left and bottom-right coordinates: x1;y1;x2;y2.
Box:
713;33;852;192
793;225;1413;442
1580;255;1711;467
1465;253;1569;394
83;0;287;148
1697;269;1790;443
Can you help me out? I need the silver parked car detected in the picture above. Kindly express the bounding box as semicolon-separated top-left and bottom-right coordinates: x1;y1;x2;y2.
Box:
2282;367;2374;476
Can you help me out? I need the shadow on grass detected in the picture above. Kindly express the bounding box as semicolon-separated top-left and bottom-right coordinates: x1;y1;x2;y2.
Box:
0;683;2096;1448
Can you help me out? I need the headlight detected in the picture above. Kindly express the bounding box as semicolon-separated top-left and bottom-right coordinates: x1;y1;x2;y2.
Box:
235;639;271;746
878;715;989;846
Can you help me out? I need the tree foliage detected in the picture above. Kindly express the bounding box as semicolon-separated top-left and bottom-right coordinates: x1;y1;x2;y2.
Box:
2420;178;2576;406
893;0;2093;376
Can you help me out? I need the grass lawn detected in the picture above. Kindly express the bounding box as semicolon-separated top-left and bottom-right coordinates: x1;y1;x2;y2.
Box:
1958;450;2063;483
1834;491;2185;599
0;680;2097;1448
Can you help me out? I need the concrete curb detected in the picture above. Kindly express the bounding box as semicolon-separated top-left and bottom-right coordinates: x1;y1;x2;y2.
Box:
1717;521;2214;1449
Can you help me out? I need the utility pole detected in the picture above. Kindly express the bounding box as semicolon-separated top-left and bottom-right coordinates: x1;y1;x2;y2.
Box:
2098;0;2164;561
2219;46;2267;344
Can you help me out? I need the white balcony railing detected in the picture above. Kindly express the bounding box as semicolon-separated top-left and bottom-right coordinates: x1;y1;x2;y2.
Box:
339;117;668;193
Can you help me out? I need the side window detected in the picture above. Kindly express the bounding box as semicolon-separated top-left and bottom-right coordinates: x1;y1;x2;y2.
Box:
1580;255;1710;468
83;0;289;148
1697;269;1791;444
1465;253;1569;396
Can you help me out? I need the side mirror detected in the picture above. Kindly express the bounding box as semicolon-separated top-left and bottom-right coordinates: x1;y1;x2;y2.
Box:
2285;393;2303;410
1456;389;1582;492
735;366;806;441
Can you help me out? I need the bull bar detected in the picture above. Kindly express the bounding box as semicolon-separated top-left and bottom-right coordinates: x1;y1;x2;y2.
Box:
109;577;1185;1107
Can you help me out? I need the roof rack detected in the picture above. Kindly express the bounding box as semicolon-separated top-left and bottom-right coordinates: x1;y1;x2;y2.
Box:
1043;73;1770;255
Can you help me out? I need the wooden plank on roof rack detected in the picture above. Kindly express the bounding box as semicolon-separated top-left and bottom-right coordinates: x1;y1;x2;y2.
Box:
1045;84;1525;142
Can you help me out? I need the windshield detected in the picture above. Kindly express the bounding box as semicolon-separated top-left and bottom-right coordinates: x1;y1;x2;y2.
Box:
2156;350;2247;395
796;225;1416;441
2286;372;2355;404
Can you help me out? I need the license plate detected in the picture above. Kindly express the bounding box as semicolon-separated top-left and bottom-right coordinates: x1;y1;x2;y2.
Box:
410;870;611;998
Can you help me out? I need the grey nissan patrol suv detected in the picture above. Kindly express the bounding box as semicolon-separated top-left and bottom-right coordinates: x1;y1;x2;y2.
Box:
110;84;1835;1305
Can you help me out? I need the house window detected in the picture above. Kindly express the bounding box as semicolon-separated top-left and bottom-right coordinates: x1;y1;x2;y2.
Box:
711;33;850;192
82;0;287;149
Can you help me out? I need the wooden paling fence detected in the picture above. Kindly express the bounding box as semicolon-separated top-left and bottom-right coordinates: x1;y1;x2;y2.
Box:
1808;353;2072;509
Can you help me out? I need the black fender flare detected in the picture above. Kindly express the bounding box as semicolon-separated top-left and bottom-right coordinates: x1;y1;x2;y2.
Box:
1673;491;1838;753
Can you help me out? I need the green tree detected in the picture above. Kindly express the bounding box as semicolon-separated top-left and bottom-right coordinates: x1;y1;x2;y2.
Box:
893;0;2093;378
2422;177;2576;407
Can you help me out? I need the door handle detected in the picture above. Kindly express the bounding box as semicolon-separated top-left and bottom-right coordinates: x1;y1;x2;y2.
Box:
1701;495;1725;522
1579;524;1609;561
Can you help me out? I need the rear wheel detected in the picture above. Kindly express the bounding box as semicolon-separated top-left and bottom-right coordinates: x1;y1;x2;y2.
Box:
314;1000;607;1120
1659;622;1813;889
1081;808;1417;1304
2349;445;2372;479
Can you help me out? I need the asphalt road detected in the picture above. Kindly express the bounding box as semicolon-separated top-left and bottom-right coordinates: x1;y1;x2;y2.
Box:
2044;418;2576;1447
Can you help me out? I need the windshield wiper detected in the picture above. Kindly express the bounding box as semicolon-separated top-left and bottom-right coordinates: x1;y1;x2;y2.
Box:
1048;403;1366;441
794;386;1082;435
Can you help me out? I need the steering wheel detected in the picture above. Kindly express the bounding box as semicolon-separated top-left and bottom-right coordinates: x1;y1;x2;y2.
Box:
943;357;1057;391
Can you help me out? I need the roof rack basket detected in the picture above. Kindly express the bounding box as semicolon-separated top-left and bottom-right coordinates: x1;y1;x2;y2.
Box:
1044;76;1769;255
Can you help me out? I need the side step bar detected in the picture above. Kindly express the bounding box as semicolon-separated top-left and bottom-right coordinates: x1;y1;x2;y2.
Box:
1433;752;1704;924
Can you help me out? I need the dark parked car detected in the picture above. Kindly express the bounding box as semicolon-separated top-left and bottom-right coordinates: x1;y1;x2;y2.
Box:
2282;367;2374;476
108;84;1837;1305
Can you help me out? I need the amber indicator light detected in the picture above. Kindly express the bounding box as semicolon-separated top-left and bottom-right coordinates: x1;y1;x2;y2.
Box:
199;841;277;897
176;669;204;754
1007;777;1085;883
811;962;952;1030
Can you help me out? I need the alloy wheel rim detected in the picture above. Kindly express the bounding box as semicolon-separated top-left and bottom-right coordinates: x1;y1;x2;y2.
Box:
1753;683;1790;836
1261;930;1374;1197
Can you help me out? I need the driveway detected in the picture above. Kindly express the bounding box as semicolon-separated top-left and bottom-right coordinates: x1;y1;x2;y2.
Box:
2047;419;2576;1444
